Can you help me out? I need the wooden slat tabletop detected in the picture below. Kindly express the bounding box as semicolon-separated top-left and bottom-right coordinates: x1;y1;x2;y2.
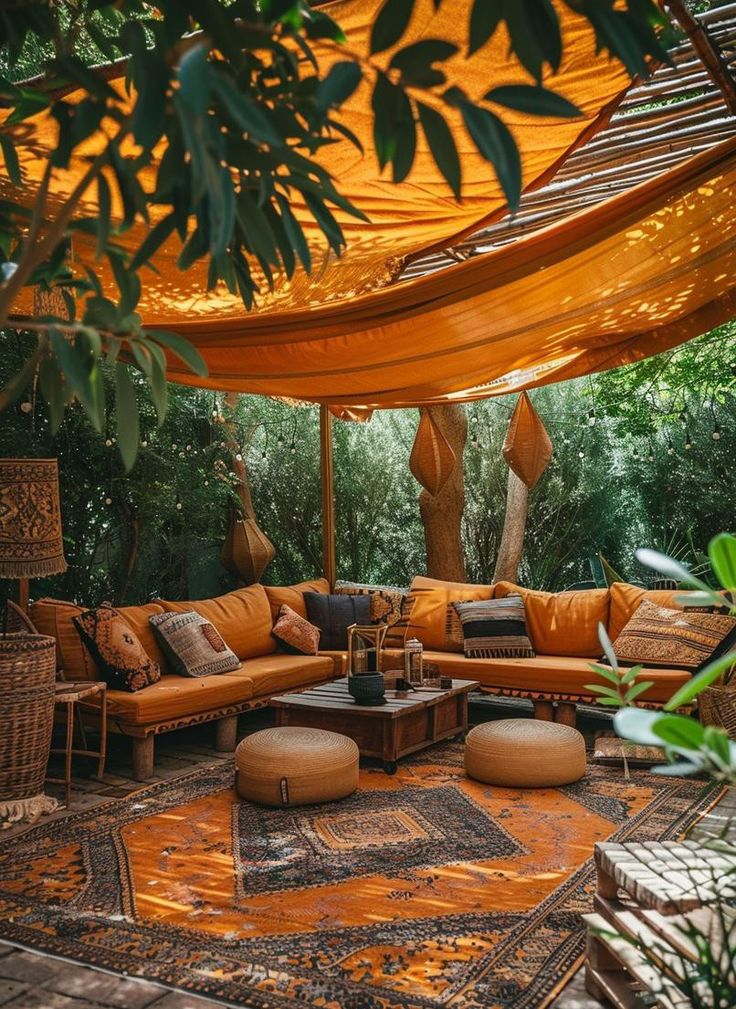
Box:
270;677;479;719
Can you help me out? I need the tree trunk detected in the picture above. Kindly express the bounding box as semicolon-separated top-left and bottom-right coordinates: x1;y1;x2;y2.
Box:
418;404;467;582
493;468;529;584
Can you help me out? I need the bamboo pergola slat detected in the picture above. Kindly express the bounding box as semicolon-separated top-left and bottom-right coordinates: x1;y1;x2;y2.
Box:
402;3;736;281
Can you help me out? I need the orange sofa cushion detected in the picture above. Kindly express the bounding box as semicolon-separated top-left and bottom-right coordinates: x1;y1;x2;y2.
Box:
104;671;255;726
231;653;335;697
264;578;330;619
158;584;275;660
414;650;690;705
494;582;609;657
30;598;165;680
607;582;699;641
406;576;494;652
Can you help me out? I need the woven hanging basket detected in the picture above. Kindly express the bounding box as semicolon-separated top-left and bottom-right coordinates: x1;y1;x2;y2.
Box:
502;392;553;490
698;681;736;740
409;408;457;497
0;632;58;828
222;513;276;585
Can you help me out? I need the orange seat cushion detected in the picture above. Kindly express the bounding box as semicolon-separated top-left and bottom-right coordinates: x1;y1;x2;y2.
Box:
233;653;335;697
406;576;494;652
494;582;609;657
30;598;165;680
416;650;689;705
104;671;255;726
607;582;700;641
264;578;330;619
158;584;275;660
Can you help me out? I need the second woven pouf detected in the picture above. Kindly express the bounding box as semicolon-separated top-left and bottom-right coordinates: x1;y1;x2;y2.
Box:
465;718;586;787
235;726;359;807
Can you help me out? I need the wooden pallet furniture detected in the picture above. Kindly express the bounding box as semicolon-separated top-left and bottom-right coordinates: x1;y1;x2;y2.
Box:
271;677;479;773
584;839;736;1009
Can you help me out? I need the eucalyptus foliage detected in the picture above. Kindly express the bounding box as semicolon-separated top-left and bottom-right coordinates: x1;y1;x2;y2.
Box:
0;0;665;468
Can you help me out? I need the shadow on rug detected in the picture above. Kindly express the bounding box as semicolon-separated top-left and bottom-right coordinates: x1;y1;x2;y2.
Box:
0;741;717;1009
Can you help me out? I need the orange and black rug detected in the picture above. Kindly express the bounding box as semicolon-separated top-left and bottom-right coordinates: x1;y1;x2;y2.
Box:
0;742;717;1009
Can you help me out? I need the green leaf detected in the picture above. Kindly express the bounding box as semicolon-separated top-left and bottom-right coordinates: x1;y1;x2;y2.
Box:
663;651;736;711
484;85;580;119
149;329;208;377
129;213;176;272
587;663;622;686
371;0;415;54
392;89;416;183
709;533;736;591
622;680;655;703
95;172;111;260
469;0;502;55
2;348;39;407
620;664;644;685
417;102;460;198
597;622;618;672
147;344;168;426
316;61;362;113
584;683;623;704
177;43;209;118
38;356;66;434
0;133;21;184
276;193;312;273
613;707;662;746
114;362;139;472
651;715;705;751
389;39;458;87
458;102;521;208
703;726;731;766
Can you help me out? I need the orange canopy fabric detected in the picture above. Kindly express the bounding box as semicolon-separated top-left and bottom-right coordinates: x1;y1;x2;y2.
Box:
162;136;736;408
4;0;632;321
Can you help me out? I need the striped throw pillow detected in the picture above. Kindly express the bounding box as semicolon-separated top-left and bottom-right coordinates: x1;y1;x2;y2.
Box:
453;596;535;659
613;600;736;672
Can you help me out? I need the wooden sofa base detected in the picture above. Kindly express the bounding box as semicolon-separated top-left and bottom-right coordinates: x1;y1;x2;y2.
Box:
87;680;339;781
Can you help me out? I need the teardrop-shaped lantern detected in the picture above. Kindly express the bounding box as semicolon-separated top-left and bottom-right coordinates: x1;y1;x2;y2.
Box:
221;512;276;584
409;408;457;497
502;392;552;489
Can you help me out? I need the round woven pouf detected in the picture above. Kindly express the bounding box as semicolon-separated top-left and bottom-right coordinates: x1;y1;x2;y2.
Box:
464;718;586;788
235;726;360;807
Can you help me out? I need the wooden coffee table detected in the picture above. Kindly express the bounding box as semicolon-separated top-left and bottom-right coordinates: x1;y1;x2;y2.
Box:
271;678;479;773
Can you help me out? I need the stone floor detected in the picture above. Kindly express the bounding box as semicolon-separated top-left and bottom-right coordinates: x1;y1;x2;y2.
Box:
0;696;731;1009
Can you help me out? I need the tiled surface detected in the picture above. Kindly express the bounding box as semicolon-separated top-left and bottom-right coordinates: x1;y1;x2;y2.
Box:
1;697;730;1009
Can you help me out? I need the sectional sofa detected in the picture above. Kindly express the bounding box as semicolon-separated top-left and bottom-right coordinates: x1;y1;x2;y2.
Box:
30;575;696;778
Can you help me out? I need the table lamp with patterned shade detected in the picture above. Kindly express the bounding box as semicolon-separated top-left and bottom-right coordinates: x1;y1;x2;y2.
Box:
0;458;67;611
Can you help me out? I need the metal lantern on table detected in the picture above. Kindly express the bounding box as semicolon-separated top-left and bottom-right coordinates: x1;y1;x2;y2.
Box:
347;624;388;706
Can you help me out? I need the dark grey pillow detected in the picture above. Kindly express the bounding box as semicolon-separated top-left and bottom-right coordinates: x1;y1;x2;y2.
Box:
304;592;371;650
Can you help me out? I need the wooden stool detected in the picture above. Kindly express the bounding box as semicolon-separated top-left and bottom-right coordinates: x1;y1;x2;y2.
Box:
47;681;107;807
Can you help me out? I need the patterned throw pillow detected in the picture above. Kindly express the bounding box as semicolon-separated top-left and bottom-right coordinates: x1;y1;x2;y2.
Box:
304;592;371;650
149;610;240;677
613;599;736;672
445;601;485;653
74;604;160;692
272;604;321;655
334;582;409;648
453;596;535;659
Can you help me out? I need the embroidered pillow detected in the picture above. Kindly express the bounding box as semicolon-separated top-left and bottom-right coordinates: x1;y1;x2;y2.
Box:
74;604;160;692
613;600;736;672
272;604;321;655
149;610;240;677
304;592;371;650
453;596;535;659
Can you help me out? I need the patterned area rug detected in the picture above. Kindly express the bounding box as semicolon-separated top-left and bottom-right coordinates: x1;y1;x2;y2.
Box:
0;741;717;1009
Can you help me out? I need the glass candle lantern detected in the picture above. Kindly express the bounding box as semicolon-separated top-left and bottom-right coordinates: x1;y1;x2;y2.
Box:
347;624;388;676
404;637;424;686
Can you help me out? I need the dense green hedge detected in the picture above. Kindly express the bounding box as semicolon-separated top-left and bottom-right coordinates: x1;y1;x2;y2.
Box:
1;327;734;607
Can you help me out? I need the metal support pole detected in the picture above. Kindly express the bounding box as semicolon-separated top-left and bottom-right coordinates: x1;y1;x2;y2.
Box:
319;405;336;588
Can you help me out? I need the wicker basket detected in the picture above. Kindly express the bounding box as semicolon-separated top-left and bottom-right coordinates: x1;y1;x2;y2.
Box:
0;632;58;827
698;681;736;739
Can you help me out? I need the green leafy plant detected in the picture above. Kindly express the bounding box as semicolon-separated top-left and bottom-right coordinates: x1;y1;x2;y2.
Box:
0;0;665;468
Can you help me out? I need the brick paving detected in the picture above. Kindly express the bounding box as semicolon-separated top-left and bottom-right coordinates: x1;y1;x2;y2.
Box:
0;698;730;1009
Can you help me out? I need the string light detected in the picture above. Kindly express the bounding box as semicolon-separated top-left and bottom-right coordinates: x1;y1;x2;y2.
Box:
105;496;112;506
684;428;693;450
176;501;183;511
586;409;596;427
20;401;32;414
666;437;675;456
712;422;721;441
235;453;243;462
290;440;296;456
140;440;147;448
105;438;112;447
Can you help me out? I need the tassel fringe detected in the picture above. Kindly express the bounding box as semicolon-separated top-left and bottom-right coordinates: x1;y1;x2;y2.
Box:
0;794;59;829
465;648;536;659
0;557;67;579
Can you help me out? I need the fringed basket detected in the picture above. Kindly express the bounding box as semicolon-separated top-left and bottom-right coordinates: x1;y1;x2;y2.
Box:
0;632;58;828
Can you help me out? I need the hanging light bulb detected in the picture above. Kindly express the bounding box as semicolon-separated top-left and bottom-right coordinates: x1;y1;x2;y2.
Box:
684;431;693;450
277;434;284;447
105;496;112;506
713;422;721;441
141;440;147;448
235;453;243;462
172;443;178;451
578;450;585;459
176;501;183;511
20;401;32;414
290;441;296;456
666;437;675;456
587;409;596;427
105;438;112;447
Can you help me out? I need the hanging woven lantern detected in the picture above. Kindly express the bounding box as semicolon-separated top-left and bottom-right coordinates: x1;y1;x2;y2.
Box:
221;512;275;585
409;408;457;497
502;392;552;489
